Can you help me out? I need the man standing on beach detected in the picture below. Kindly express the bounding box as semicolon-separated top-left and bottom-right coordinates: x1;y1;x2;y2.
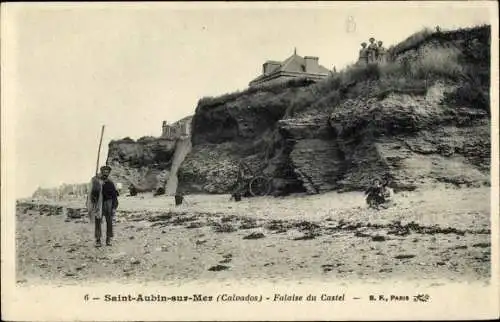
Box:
87;166;119;247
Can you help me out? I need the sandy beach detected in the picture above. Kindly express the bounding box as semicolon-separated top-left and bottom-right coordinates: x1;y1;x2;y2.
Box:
15;186;491;286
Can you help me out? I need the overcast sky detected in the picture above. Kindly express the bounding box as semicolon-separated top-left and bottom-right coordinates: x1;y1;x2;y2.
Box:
2;2;495;198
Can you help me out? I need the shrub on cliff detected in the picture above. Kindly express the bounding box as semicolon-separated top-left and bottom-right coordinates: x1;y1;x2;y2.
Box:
197;25;489;121
387;25;490;59
411;46;465;81
292;23;490;118
112;137;135;144
388;27;434;59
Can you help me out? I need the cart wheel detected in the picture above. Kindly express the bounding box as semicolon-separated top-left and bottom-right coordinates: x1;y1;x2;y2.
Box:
249;176;272;197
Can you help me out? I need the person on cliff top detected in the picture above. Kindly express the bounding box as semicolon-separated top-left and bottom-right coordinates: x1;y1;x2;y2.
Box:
377;40;387;63
87;165;119;247
358;42;368;65
367;37;378;63
365;178;385;209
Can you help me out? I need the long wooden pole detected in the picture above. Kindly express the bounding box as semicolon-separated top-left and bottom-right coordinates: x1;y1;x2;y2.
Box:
95;125;105;176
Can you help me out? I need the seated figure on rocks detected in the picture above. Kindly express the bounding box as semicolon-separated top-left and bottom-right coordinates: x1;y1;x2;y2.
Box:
381;176;395;208
365;178;385;209
358;42;368;65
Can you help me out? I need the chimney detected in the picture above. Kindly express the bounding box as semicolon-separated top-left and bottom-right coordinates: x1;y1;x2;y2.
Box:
162;121;168;136
304;56;319;72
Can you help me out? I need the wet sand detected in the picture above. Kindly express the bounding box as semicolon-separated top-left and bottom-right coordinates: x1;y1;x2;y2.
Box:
16;186;491;285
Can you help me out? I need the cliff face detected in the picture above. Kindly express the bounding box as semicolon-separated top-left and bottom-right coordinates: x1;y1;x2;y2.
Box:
328;82;489;191
177;79;315;194
178;25;491;195
105;25;491;196
106;137;177;191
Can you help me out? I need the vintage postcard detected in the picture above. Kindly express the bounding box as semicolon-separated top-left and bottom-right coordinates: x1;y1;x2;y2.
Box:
1;1;499;321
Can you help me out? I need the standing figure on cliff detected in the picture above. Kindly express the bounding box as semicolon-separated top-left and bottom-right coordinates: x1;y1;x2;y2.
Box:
377;40;387;63
367;37;378;63
358;42;368;65
87;166;119;247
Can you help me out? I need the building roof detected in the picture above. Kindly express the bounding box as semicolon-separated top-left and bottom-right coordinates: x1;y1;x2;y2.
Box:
164;115;193;127
250;52;331;85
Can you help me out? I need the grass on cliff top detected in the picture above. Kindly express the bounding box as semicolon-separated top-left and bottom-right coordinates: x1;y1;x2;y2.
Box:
198;77;316;108
288;25;490;117
387;24;490;59
197;24;490;118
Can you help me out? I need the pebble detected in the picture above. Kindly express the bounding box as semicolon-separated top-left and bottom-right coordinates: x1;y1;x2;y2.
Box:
208;264;230;271
76;263;87;271
243;232;265;240
394;254;416;259
372;235;386;242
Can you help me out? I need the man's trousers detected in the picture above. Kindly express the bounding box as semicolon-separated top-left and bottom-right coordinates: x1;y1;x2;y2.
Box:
95;199;114;242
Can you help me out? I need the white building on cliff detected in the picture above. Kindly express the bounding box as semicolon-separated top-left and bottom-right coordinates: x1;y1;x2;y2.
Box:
162;116;192;139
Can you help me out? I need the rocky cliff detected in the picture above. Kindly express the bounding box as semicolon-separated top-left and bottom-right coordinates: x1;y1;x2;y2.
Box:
177;25;491;195
104;25;491;196
106;136;177;191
